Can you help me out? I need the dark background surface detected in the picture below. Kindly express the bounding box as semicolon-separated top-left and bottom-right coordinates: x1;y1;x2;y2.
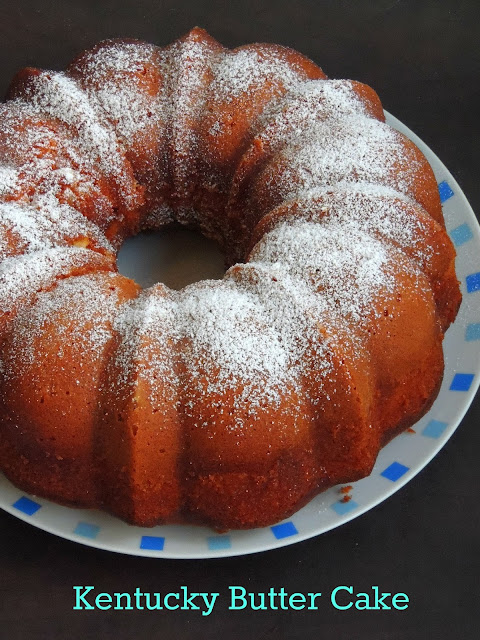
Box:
0;1;479;638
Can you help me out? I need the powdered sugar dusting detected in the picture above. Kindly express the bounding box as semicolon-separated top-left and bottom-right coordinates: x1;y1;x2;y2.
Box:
0;102;122;228
1;272;125;380
111;288;178;404
205;48;319;143
165;36;221;199
277;183;431;260
14;72;133;195
0;247;110;315
175;279;293;407
251;218;395;324
0;165;17;196
72;41;162;144
209;48;303;102
110;273;329;416
254;114;421;209
0;196;113;260
252;79;370;146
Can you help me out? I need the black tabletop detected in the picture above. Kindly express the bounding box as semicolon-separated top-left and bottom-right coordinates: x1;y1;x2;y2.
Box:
0;1;479;638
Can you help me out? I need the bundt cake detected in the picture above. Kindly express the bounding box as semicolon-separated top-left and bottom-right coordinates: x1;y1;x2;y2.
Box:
0;28;461;530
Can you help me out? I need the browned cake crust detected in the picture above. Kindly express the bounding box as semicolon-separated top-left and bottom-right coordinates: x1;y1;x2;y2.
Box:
0;28;461;530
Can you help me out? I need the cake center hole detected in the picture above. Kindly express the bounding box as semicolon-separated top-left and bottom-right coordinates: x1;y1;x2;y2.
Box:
117;225;226;290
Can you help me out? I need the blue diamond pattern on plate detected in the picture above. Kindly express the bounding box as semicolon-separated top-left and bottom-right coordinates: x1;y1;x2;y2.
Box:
466;324;480;341
381;462;409;482
271;521;298;539
449;373;475;391
422;419;448;438
438;180;454;203
331;499;359;515
74;522;101;539
450;223;473;247
140;535;165;551
207;535;232;551
12;496;41;516
466;273;480;293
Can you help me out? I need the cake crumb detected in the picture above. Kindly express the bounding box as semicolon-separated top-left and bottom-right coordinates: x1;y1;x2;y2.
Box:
340;485;353;494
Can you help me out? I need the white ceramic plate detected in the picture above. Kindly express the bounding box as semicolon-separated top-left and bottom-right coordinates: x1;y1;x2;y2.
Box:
1;112;479;558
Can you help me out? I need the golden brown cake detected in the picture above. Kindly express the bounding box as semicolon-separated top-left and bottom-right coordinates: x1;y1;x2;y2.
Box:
0;28;461;530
